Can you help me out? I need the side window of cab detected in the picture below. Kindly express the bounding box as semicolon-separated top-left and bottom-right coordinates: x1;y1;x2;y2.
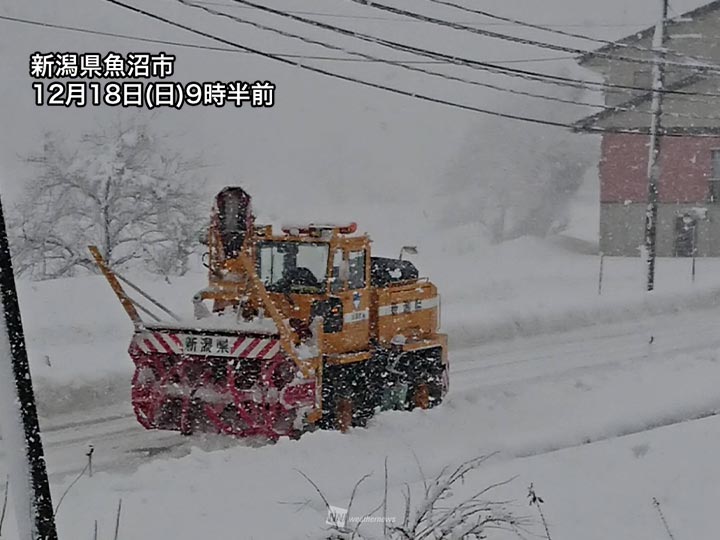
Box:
348;250;366;289
330;249;346;293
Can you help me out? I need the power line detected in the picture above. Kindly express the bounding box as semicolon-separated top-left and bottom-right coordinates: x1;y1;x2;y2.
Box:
347;0;720;72
103;0;718;137
0;14;237;52
0;13;568;65
192;2;651;28
180;0;601;109
422;0;717;66
218;0;720;99
102;0;578;129
7;8;712;119
16;0;696;102
426;0;624;44
184;0;720;121
10;7;717;100
8;4;710;109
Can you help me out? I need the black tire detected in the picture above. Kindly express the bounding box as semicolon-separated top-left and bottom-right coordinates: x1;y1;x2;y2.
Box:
404;348;445;411
320;360;377;430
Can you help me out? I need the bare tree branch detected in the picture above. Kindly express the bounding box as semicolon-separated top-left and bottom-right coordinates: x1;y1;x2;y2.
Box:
295;469;332;514
347;473;373;521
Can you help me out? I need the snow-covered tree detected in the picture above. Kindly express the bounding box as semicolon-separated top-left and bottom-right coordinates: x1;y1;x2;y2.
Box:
441;80;596;243
10;120;207;279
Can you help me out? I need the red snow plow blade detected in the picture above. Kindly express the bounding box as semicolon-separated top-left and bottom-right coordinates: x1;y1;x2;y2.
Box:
88;237;322;441
129;327;316;440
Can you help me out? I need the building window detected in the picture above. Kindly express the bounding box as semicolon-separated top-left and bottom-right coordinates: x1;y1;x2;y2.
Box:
710;150;720;202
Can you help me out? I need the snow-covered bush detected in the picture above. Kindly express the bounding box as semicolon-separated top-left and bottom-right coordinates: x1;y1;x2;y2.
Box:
301;455;529;539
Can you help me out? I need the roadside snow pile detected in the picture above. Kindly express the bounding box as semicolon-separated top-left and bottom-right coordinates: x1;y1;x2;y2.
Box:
419;231;720;348
446;279;720;349
16;272;205;415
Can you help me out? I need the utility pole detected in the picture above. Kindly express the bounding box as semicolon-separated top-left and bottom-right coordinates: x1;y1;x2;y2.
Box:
644;0;669;291
0;194;57;540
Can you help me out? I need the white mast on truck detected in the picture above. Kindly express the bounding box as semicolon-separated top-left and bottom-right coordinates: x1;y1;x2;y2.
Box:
644;0;669;291
0;194;57;540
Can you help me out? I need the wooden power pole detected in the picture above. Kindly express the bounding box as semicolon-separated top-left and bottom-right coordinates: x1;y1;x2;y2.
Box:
0;194;57;540
644;0;669;291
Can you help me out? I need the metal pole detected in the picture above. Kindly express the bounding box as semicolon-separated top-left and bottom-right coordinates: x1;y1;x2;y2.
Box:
644;0;669;291
598;252;605;295
691;251;696;283
0;195;57;540
691;224;697;283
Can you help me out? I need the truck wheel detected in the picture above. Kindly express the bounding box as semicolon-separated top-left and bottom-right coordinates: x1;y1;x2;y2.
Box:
412;382;431;410
335;397;353;433
405;347;445;411
407;373;443;410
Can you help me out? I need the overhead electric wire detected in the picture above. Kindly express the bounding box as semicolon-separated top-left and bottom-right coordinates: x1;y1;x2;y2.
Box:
0;14;240;52
182;0;720;121
192;0;719;71
8;6;716;101
346;0;720;72
422;0;719;66
101;0;574;130
103;0;718;137
180;0;600;110
190;2;654;28
7;8;712;117
0;13;568;65
425;0;632;44
218;0;720;100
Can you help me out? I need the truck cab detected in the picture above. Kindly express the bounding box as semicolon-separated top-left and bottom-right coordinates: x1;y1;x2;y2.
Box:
254;224;372;356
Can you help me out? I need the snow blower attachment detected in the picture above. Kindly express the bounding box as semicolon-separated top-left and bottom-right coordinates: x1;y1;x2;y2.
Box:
90;187;448;440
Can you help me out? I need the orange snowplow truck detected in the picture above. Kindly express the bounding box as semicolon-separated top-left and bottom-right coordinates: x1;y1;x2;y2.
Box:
91;187;448;439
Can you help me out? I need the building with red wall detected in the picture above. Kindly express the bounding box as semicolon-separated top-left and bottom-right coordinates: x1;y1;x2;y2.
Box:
575;1;720;256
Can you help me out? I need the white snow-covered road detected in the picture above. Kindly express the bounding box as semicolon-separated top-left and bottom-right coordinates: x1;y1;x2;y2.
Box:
14;301;720;485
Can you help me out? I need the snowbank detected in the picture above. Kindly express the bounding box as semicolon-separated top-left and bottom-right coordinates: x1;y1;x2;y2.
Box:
446;277;720;349
421;232;720;348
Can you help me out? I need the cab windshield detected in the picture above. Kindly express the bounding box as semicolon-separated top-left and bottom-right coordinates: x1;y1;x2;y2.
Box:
258;241;329;294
